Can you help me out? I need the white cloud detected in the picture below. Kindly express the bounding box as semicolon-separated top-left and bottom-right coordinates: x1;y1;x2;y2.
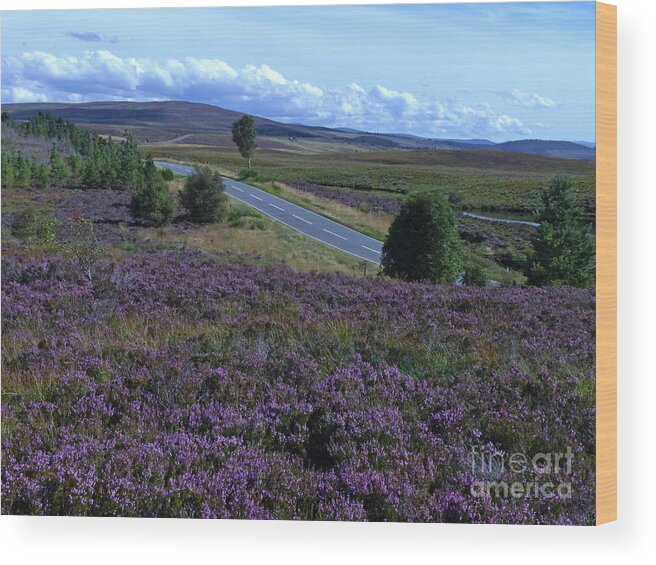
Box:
1;85;48;103
509;89;557;109
2;50;531;138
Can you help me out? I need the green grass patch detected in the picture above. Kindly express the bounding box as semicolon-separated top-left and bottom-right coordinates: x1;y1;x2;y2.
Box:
145;145;595;213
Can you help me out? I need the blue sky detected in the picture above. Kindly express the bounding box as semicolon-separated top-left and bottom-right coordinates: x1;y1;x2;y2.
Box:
1;3;596;141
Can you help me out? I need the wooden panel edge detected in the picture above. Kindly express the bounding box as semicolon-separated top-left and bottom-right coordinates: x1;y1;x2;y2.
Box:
595;1;617;526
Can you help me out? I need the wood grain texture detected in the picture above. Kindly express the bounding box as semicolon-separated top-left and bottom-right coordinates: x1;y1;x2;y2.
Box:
595;1;617;526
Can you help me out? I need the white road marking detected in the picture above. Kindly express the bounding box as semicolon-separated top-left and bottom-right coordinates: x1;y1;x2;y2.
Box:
269;203;285;211
153;161;381;264
323;228;347;240
292;214;312;225
249;193;263;201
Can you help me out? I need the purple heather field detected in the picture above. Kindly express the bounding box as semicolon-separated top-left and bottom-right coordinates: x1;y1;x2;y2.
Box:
1;247;596;523
0;112;596;524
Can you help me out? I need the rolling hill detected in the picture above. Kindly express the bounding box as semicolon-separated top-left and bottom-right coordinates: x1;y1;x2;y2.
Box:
2;100;595;160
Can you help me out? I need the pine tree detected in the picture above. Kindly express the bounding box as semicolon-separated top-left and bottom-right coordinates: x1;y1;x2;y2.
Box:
1;153;16;187
67;154;83;181
117;135;142;189
82;154;100;188
49;146;69;186
16;154;32;188
95;138;118;189
31;160;50;188
382;191;462;283
527;173;594;287
130;156;177;226
179;168;228;223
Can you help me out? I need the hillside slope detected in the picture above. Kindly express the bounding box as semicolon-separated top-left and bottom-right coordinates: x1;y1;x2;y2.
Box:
4;101;595;159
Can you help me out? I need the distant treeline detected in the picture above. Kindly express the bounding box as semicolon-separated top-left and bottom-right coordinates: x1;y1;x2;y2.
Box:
1;111;142;190
350;135;399;148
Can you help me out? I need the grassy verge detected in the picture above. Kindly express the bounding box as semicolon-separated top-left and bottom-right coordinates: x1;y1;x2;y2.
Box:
144;199;378;276
153;158;392;241
239;177;392;241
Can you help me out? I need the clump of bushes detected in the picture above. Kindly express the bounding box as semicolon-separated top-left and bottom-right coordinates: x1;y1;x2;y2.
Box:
12;207;58;243
130;156;177;226
60;215;101;283
159;168;175;182
179;168;227;223
462;265;488;287
227;206;263;229
2;152;36;188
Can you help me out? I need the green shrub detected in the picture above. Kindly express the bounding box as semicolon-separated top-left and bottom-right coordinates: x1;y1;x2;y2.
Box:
227;215;246;228
448;191;473;210
250;218;266;231
179;168;227;223
130;156;177;226
159;168;175;181
462;265;488;287
382;191;462;283
12;208;57;243
61;216;100;283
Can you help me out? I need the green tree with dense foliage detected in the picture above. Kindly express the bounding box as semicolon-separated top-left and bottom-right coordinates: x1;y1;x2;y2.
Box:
81;154;101;188
49;146;69;185
67;154;83;180
31;160;50;188
116;135;142;189
179;168;228;223
16;154;32;188
130;156;176;226
231;115;257;169
382;191;462;283
1;153;16;187
527;173;594;287
12;113;142;190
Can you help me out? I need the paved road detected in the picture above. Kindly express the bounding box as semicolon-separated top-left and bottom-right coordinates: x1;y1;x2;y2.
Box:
155;161;383;264
151;133;195;145
462;211;540;228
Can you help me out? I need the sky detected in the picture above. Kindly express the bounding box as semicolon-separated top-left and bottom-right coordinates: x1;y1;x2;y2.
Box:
1;3;596;142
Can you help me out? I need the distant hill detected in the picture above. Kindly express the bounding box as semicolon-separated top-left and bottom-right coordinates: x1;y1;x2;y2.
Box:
440;138;496;146
3;101;595;160
490;139;597;160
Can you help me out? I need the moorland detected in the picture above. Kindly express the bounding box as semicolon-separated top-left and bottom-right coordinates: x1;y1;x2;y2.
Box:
1;102;596;523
